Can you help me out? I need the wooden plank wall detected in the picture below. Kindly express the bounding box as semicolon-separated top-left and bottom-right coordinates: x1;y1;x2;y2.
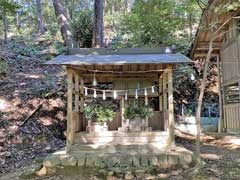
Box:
78;111;163;131
224;103;240;132
221;34;240;84
148;111;162;130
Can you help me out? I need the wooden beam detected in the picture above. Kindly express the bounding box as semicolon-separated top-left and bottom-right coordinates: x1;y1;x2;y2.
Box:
74;72;80;132
193;53;219;58
159;74;163;111
163;71;168;131
167;64;175;149
217;55;223;132
120;97;125;130
80;77;85;130
68;47;168;55
66;68;74;152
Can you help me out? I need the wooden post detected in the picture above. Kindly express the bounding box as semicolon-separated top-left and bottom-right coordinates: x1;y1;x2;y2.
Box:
217;55;223;132
159;74;163;111
163;71;168;130
74;73;80;132
120;97;125;130
159;74;163;130
145;94;149;130
66;67;74;152
80;77;84;130
167;64;175;149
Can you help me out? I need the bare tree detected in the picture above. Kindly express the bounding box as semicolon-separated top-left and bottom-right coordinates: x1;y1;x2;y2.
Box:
52;0;73;47
92;0;104;48
194;3;240;166
35;0;46;34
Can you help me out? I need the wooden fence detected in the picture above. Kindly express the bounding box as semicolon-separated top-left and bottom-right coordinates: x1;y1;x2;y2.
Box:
224;103;240;132
76;111;165;132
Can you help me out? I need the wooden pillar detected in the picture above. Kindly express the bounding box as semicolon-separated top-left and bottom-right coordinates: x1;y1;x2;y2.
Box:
217;55;223;132
120;97;125;130
74;73;80;132
159;74;163;111
167;64;175;149
163;71;168;130
66;67;74;152
145;94;149;130
80;77;84;130
159;74;163;130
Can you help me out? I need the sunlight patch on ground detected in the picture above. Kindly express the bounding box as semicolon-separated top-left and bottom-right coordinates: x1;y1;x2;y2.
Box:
39;117;54;126
229;138;240;145
201;153;222;160
17;72;42;79
0;98;6;111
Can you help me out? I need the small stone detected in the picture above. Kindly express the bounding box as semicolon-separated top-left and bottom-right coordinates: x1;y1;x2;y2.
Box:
89;176;100;180
141;156;149;167
167;155;178;166
145;173;157;180
43;156;61;168
157;173;170;179
107;171;115;176
36;166;48;176
105;156;120;167
135;169;145;178
77;156;86;166
99;169;108;176
150;156;159;166
179;154;192;165
114;169;124;178
132;156;141;167
60;155;77;166
125;171;134;179
46;167;57;175
95;157;106;168
119;156;132;167
158;155;168;168
107;176;117;180
86;156;95;167
183;164;189;169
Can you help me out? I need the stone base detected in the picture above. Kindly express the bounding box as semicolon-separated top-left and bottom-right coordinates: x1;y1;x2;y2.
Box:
43;146;193;171
74;131;168;145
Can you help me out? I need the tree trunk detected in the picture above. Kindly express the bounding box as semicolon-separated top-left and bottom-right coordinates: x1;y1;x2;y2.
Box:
16;12;21;30
195;36;213;165
36;0;46;34
3;15;8;44
52;0;73;47
64;0;71;20
92;0;104;48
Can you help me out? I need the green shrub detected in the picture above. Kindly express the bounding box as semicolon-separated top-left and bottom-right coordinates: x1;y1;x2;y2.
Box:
0;60;7;74
124;103;153;120
71;10;93;48
83;104;115;123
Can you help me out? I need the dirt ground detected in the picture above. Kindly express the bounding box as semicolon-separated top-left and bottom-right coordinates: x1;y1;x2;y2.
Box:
1;132;240;180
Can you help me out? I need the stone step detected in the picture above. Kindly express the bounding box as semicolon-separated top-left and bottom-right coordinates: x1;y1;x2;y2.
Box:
75;136;168;144
74;131;168;144
70;143;169;154
43;146;193;169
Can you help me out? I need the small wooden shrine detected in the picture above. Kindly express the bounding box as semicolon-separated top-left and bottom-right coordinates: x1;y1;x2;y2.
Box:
47;47;192;153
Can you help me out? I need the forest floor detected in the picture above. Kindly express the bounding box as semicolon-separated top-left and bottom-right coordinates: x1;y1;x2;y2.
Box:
1;35;240;179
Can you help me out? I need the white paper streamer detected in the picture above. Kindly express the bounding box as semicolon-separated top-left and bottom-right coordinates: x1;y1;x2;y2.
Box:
93;89;97;98
151;86;155;93
92;73;97;86
84;87;88;96
125;92;128;100
113;90;117;99
135;89;138;99
103;91;106;100
144;88;148;96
